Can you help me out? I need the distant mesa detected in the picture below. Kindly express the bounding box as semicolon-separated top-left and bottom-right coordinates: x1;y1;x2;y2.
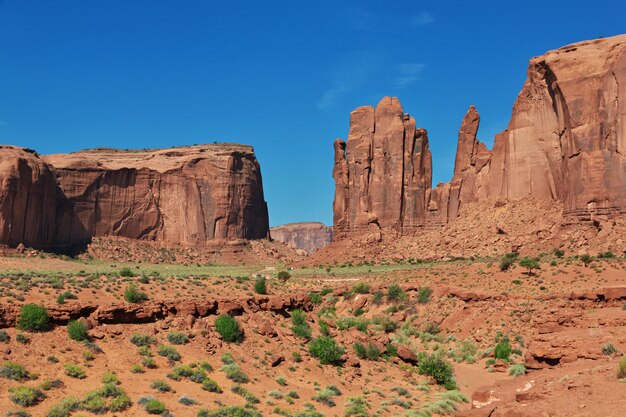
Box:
333;34;626;242
270;222;332;254
0;143;269;252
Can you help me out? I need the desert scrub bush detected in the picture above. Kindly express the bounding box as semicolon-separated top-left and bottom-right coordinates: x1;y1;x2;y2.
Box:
6;411;31;417
124;283;147;303
40;378;63;390
0;362;29;381
17;304;50;331
67;320;89;341
231;384;260;404
101;371;119;385
345;396;369;416
138;397;167;414
508;364;526;376
494;338;512;361
221;352;236;364
417;286;433;304
215;314;244;343
618;355;626;379
580;253;593;267
64;364;86;379
130;364;144;373
157;344;181;361
254;276;267;294
276;376;287;386
179;395;198;405
118;267;136;277
0;329;9;342
452;338;477;363
352;282;370;294
387;284;408;303
130;333;155;346
602;343;618;356
308;336;345;365
418;390;468;416
197;406;262;417
151;379;173;392
313;386;341;407
202;378;223;393
277;270;291;283
16;333;30;344
353;342;380;361
9;386;45;407
222;363;250;383
372;315;397;333
598;251;616;259
167;331;189;345
553;248;565;258
46;396;80;417
56;291;77;305
418;353;456;389
519;257;540;275
499;252;519;271
291;309;312;339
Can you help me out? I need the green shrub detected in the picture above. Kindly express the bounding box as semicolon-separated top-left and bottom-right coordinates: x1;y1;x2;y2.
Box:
17;304;50;331
130;333;155;346
308;336;345;365
157;345;181;361
353;342;380;361
202;378;223;393
254;276;267;294
417;287;433;304
345;396;369;416
553;248;565;258
418;354;456;389
0;362;29;381
0;329;9;342
67;320;89;341
197;406;262;417
313;386;341;407
46;396;80;417
101;371;119;385
598;251;616;259
352;282;370;294
9;386;45;407
143;398;167;414
494;338;512;361
618;355;626;379
580;253;593;267
56;292;77;304
222;364;249;383
167;331;189;345
64;364;86;379
231;384;259;403
508;364;526;376
16;333;29;344
602;343;618;356
499;252;519;271
119;267;136;277
277;270;291;283
215;314;243;343
291;309;311;339
387;284;408;303
151;380;173;392
518;257;540;275
124;284;147;303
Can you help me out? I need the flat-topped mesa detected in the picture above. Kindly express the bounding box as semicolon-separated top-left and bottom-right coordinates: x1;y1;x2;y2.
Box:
333;33;626;240
333;97;432;240
270;222;332;254
0;143;270;250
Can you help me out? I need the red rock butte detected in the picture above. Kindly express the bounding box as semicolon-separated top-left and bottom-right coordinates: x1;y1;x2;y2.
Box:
333;34;626;241
0;143;269;251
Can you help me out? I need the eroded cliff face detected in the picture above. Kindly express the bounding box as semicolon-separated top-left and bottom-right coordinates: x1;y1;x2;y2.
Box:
333;34;626;239
333;97;432;239
0;144;269;250
270;222;332;254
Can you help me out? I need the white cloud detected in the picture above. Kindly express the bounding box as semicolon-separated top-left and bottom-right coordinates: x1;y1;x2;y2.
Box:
393;63;425;89
317;52;381;111
410;11;434;26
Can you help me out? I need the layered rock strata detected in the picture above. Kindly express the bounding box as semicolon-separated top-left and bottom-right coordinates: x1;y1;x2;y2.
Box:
333;34;626;239
0;144;269;250
270;222;332;253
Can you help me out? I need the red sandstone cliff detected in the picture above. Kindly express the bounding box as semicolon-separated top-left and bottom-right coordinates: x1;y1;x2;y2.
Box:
333;34;626;239
0;144;269;250
270;222;332;253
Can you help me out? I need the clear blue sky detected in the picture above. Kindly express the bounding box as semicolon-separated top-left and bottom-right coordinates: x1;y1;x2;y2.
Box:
1;1;624;227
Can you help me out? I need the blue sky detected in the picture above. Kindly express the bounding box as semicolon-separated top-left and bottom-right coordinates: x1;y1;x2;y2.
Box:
1;1;624;226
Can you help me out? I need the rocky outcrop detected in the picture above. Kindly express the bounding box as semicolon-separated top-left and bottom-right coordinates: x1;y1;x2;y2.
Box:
0;146;58;247
0;144;270;250
333;34;626;239
270;222;332;253
333;97;432;239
